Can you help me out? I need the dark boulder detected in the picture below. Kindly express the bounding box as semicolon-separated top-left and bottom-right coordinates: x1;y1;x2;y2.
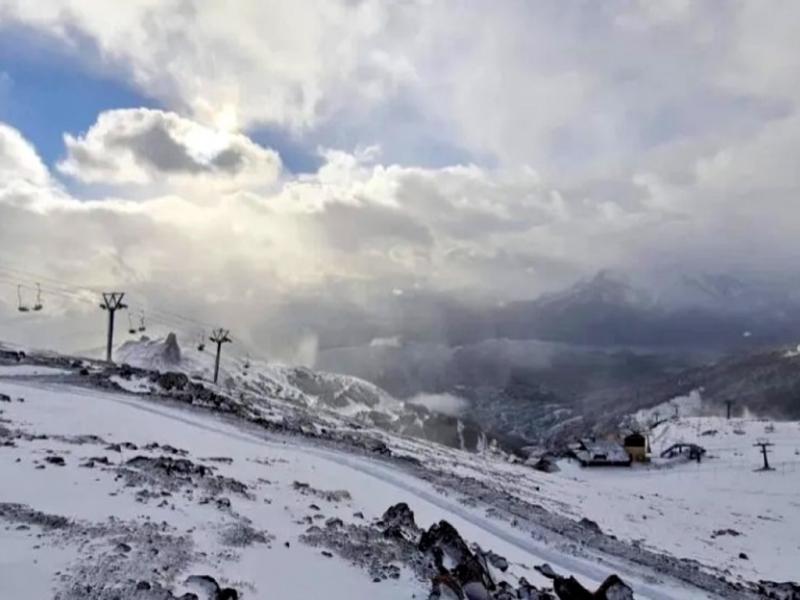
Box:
594;574;634;600
155;371;190;391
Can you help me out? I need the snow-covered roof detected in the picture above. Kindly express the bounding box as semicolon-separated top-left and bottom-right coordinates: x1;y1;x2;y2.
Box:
574;439;630;465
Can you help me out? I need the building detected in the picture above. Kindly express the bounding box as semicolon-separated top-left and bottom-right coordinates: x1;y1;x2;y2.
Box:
623;432;649;462
570;438;631;467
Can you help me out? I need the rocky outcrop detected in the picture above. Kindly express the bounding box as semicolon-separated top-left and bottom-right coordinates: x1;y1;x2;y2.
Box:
536;563;634;600
302;501;633;600
757;580;800;600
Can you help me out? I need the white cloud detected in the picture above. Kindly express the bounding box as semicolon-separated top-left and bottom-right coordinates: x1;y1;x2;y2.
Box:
3;0;800;178
0;123;50;186
58;109;281;188
0;0;416;131
1;2;800;358
407;393;469;417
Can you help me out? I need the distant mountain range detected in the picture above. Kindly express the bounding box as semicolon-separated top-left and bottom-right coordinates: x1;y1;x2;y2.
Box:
314;270;800;446
495;270;800;349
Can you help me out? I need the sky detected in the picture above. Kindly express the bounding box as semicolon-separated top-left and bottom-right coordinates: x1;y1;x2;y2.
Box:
1;0;800;361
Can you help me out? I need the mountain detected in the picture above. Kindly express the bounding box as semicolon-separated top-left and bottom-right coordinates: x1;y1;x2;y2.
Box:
495;270;800;349
115;334;499;453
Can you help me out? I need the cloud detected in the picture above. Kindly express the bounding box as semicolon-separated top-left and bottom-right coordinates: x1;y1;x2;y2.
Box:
0;1;416;131
58;109;281;187
2;2;800;363
3;0;800;177
407;393;469;417
369;336;401;348
0;123;50;186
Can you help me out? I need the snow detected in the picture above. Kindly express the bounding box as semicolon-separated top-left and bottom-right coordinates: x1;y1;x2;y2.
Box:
0;378;424;599
109;374;156;394
0;374;726;600
0;364;71;377
633;390;704;425
2;360;796;598
550;415;800;584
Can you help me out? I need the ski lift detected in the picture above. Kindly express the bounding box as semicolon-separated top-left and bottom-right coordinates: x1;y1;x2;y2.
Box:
138;312;146;333
32;283;43;312
197;331;206;352
243;355;251;370
16;285;30;312
127;314;137;335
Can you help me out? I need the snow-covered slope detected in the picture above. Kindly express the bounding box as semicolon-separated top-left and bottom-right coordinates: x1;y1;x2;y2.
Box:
539;410;800;587
116;334;493;452
2;345;797;599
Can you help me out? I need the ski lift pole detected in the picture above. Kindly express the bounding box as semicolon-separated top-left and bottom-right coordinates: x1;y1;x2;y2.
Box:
99;292;127;363
209;328;232;384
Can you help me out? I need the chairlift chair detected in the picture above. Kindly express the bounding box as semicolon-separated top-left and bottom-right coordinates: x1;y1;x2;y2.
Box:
17;285;30;312
197;331;206;352
127;314;137;335
32;283;43;311
138;312;146;332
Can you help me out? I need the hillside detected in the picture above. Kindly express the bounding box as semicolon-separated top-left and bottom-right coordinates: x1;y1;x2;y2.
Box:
3;342;797;598
115;334;495;453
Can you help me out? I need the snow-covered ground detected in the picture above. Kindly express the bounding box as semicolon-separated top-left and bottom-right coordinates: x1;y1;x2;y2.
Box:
0;364;71;377
0;377;425;599
2;352;796;598
549;415;800;584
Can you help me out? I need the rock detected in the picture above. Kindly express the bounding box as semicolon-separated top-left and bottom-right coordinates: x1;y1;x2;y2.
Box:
184;574;239;600
325;517;344;528
537;564;632;600
0;350;24;362
364;438;392;455
595;574;634;600
380;502;420;541
757;580;800;600
711;528;741;538
739;552;749;560
553;575;594;600
463;581;491;599
535;563;558;580
530;456;560;473
481;549;509;572
430;575;462;599
156;370;189;391
162;333;182;365
0;394;10;403
44;455;66;466
420;520;493;591
578;517;602;535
